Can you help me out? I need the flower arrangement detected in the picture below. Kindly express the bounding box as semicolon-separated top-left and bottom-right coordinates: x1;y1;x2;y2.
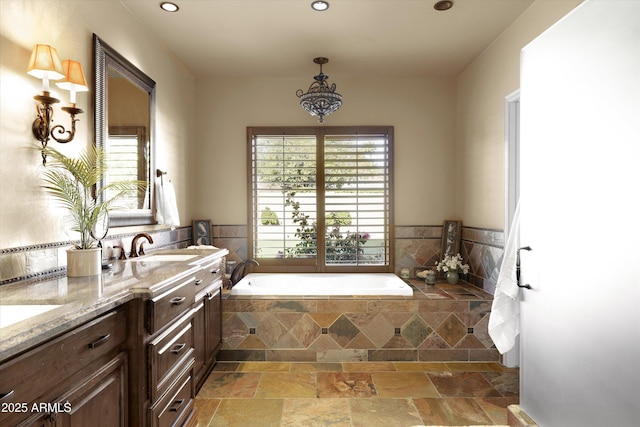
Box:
435;253;470;274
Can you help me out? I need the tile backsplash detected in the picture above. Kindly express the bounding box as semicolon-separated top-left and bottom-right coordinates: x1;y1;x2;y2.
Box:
0;227;192;285
212;224;504;294
1;223;504;294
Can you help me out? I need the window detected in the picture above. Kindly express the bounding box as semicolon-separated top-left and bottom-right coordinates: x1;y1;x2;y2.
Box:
248;126;394;272
106;126;151;210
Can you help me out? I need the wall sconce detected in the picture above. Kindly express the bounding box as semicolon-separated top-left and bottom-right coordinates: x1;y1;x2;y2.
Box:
27;44;88;164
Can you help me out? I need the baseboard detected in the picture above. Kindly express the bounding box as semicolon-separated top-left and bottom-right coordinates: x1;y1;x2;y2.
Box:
507;405;538;427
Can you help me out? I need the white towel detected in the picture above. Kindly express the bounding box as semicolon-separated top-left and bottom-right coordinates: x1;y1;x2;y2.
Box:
155;177;181;226
488;201;521;354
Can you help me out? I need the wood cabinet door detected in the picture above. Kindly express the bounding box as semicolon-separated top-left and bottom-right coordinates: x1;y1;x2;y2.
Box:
205;285;222;365
192;299;206;388
55;353;128;427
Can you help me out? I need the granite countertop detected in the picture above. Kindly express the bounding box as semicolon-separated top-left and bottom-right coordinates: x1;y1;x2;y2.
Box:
0;248;228;361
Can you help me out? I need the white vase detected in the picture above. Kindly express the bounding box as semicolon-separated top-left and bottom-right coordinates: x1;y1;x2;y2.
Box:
67;248;102;277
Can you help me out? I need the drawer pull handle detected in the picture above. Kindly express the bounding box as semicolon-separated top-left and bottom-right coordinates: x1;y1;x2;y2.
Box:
169;296;186;305
169;398;185;412
195;279;203;286
171;343;186;354
207;289;221;300
210;269;219;274
0;390;14;402
88;334;111;349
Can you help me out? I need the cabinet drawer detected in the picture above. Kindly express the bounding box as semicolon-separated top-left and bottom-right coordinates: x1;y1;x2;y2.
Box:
194;257;224;288
148;276;196;334
0;308;126;426
149;359;195;427
149;309;196;402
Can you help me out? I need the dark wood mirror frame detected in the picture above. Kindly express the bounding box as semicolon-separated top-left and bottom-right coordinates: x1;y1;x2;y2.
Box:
93;33;156;227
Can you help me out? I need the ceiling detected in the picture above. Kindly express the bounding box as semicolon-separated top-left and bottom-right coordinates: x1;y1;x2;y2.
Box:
120;0;535;79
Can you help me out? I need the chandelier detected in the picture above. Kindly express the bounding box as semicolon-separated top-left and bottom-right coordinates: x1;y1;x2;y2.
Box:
296;57;342;123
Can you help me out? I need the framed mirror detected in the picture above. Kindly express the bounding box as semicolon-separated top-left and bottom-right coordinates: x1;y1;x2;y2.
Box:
93;34;156;227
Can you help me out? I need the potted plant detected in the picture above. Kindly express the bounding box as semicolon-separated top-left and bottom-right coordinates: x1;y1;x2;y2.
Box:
40;145;146;276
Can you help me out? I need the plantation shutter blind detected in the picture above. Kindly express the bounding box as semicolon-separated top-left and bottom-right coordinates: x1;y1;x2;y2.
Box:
251;133;318;263
324;133;391;266
248;126;393;272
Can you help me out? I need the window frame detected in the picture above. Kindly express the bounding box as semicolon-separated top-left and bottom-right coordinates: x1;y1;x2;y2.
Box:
247;126;394;273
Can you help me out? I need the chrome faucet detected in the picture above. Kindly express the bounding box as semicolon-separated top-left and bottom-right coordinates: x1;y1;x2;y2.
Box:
130;233;154;258
229;259;259;288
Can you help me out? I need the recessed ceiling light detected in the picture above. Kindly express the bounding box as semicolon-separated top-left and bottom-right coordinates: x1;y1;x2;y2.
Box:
160;2;179;12
311;1;329;12
434;0;453;11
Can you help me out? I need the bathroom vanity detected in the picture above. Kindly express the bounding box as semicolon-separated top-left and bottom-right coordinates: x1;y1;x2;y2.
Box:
0;247;227;427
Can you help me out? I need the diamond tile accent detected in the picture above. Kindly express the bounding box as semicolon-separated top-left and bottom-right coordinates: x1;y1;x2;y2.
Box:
472;315;494;348
329;315;360;347
402;315;432;347
237;335;267;349
221;274;500;362
345;332;376;350
419;332;448;349
309;334;343;351
274;312;305;329
274;332;304;349
435;314;467;347
310;313;341;327
350;313;394;348
222;314;249;348
383;335;414;348
290;314;322;347
257;314;288;347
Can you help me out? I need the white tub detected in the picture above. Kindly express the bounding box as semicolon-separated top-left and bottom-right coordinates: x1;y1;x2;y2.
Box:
230;273;413;296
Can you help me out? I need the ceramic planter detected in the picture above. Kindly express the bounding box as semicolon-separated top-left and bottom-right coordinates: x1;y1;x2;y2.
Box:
67;248;102;277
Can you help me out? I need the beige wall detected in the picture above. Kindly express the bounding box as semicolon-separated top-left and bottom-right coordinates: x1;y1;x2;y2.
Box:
456;0;582;229
193;76;458;225
0;0;582;251
0;0;196;249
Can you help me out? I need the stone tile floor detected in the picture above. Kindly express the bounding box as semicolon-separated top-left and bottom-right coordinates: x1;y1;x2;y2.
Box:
194;361;518;426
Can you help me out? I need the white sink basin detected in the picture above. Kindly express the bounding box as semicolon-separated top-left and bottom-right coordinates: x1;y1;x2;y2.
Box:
129;254;198;262
0;305;62;328
128;254;198;263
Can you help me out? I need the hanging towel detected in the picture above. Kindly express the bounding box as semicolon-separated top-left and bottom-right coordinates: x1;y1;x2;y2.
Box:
155;177;181;227
488;201;521;354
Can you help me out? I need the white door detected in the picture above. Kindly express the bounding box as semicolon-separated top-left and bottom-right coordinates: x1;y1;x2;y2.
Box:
519;1;640;426
503;89;520;368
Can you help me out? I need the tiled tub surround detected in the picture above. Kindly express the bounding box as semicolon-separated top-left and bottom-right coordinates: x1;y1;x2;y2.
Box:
460;226;505;293
214;224;506;293
220;280;499;363
0;226;193;285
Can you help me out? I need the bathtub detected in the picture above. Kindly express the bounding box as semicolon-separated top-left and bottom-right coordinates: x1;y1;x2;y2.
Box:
230;273;414;296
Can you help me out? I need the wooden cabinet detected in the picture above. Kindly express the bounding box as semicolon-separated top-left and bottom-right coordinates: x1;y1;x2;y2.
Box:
1;249;227;427
147;276;197;335
192;299;206;388
148;309;196;402
0;308;127;427
127;272;198;427
148;358;195;427
52;353;128;427
193;257;224;391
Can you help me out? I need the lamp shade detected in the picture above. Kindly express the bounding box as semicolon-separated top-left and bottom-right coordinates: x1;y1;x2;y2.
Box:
26;44;65;81
56;60;88;92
